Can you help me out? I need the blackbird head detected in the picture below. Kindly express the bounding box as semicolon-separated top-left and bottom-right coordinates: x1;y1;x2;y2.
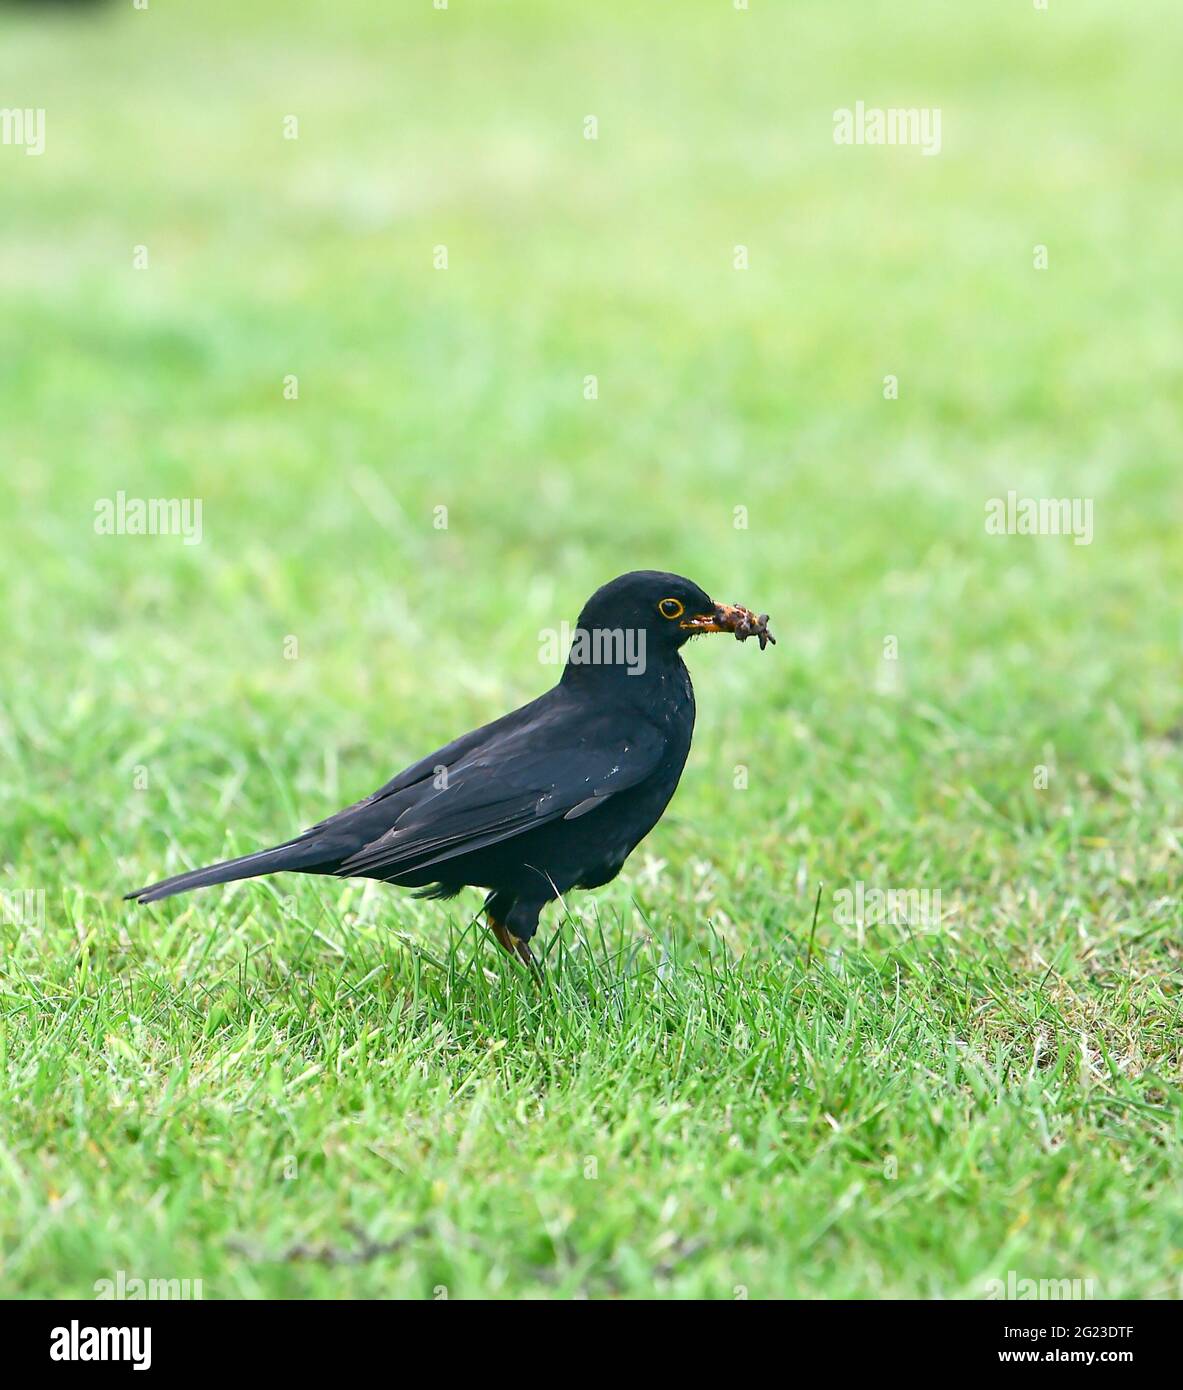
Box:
567;570;774;679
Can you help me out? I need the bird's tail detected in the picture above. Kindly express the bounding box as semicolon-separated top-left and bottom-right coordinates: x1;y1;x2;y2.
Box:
124;836;326;905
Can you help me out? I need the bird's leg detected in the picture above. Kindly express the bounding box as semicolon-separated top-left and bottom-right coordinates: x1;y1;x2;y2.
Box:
484;892;545;975
488;916;537;969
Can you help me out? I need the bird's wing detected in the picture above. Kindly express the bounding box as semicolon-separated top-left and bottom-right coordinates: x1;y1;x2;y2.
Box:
332;706;666;880
302;693;554;834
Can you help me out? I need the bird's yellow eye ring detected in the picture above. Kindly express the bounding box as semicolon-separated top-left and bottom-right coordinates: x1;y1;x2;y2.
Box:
658;597;685;620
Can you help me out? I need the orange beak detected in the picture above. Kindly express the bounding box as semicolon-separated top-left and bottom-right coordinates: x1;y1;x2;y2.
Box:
681;602;776;649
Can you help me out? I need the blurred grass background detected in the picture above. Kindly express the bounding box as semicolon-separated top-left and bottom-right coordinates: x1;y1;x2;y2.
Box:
1;0;1180;1298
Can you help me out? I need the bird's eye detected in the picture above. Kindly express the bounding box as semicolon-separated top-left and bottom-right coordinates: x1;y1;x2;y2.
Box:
658;598;685;620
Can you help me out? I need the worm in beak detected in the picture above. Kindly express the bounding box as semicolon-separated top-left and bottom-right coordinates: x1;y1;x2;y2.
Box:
681;602;776;650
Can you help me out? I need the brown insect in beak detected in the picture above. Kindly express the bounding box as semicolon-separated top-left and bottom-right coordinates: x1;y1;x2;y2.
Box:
681;602;776;650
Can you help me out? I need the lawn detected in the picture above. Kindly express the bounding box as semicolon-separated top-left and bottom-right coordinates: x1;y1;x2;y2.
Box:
1;0;1180;1298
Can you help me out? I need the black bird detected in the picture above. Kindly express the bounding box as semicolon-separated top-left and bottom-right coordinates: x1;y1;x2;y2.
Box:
125;571;774;965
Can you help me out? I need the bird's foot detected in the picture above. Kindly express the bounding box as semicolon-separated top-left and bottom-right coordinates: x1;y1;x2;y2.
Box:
489;918;539;972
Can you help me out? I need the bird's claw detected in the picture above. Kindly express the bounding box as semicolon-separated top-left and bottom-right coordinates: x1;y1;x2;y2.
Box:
490;918;540;972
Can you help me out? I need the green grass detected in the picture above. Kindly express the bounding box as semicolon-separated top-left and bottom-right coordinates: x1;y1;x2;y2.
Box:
1;0;1181;1298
